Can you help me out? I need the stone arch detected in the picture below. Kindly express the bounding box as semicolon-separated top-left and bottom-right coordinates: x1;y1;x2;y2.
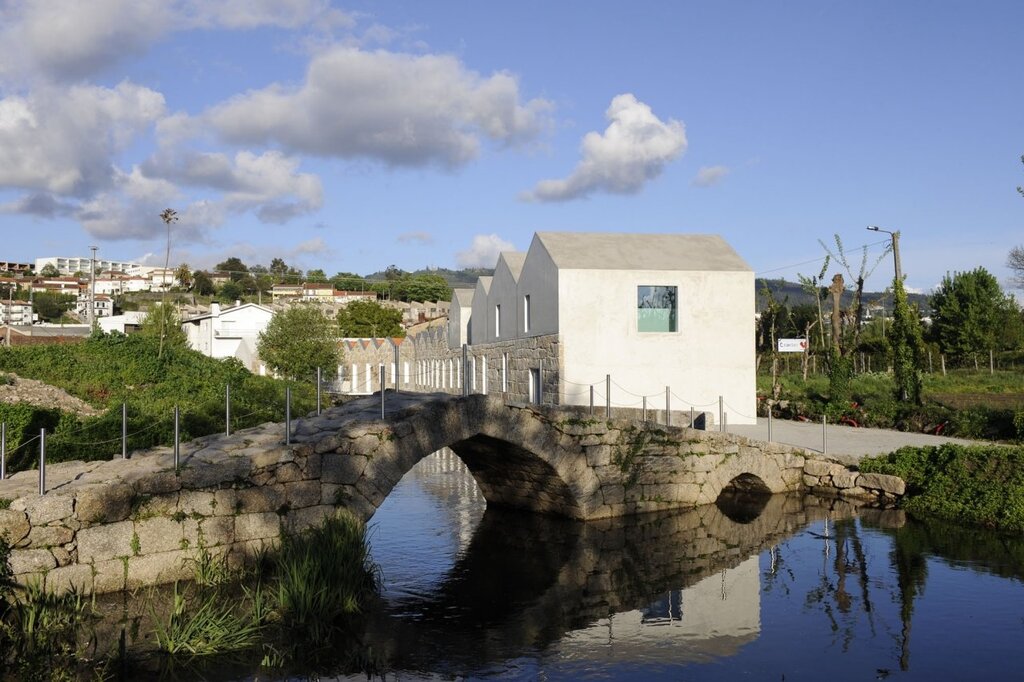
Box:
340;394;605;522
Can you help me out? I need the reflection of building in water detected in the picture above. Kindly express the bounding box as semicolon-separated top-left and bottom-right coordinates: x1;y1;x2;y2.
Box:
405;449;486;551
558;556;761;661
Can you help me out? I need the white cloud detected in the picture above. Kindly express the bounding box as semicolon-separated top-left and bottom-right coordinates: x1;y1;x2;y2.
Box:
142;149;323;223
456;234;515;268
205;46;550;167
0;81;165;196
398;231;434;245
522;93;686;202
0;0;351;82
692;165;730;188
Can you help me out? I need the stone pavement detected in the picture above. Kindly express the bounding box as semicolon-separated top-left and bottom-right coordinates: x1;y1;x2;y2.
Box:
726;418;984;465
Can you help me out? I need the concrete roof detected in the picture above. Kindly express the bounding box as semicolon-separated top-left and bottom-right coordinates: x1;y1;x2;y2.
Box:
497;251;527;280
534;232;751;272
451;288;474;310
475;276;493;293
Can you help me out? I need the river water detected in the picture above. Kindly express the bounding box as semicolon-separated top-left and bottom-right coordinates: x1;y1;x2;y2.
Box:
353;450;1024;681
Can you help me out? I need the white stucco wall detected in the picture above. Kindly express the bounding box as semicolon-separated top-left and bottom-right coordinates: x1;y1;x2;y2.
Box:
182;304;273;372
517;237;559;337
448;290;473;349
469;277;493;344
557;268;756;424
489;255;523;343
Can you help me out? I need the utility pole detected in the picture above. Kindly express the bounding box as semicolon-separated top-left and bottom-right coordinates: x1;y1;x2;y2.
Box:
89;245;97;329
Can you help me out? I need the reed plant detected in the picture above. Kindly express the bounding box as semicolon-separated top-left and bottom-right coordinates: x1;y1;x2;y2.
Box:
152;583;262;656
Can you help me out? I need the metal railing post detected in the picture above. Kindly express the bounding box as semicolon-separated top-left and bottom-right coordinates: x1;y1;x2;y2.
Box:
0;422;5;480
665;386;671;426
718;396;724;432
380;365;386;419
121;402;127;459
605;374;611;419
822;415;828;455
225;383;231;436
768;410;773;442
285;387;292;445
690;406;695;429
39;428;46;495
316;367;322;415
642;396;647;422
462;344;469;397
538;360;544;406
173;406;180;472
589;385;594;415
394;344;400;393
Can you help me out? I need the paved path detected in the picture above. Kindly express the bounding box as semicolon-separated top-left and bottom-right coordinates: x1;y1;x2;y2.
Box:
726;418;984;465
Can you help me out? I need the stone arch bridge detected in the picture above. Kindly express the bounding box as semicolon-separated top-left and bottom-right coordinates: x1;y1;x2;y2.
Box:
0;393;905;594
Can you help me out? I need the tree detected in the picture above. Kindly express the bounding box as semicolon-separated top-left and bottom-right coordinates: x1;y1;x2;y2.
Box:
306;268;328;282
215;257;248;282
1008;245;1024;289
258;305;341;381
39;263;60;277
218;280;243;303
394;273;452;302
175;263;192;290
929;267;1022;359
138;303;187;349
332;272;367;291
270;258;289;277
33;292;75;322
888;275;925;404
192;270;215;296
337;299;405;338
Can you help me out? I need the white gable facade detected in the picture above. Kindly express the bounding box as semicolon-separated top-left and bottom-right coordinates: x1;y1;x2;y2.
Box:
457;232;756;425
182;302;273;372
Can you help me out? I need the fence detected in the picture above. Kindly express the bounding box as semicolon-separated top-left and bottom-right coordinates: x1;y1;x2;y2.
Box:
758;348;1024;378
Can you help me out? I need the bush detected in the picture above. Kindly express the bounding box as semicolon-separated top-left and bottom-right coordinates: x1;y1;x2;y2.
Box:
860;444;1024;532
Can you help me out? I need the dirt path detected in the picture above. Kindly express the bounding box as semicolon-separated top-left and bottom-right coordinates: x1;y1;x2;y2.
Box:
0;374;105;417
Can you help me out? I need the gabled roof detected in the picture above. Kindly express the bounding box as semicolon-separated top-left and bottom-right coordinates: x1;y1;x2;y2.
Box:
496;251;527;280
533;232;751;272
451;288;474;309
475;276;493;293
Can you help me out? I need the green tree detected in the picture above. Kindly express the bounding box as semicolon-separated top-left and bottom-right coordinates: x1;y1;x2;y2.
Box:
306;268;328;282
270;258;289;277
332;272;367;290
888;276;925;404
138;303;187;349
396;273;452;302
175;263;192;290
218;280;243;303
929;267;1021;359
258;305;341;381
215;257;249;282
39;263;60;277
1008;245;1024;289
32;292;75;322
337;300;405;338
192;270;215;296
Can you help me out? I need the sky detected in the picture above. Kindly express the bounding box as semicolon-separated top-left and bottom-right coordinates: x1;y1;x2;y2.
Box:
1;0;1021;295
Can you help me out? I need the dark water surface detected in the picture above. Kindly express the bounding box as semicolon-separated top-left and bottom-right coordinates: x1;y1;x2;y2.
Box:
352;450;1024;681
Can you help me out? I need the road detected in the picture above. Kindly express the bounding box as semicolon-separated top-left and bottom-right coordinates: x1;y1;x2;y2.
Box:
726;417;984;465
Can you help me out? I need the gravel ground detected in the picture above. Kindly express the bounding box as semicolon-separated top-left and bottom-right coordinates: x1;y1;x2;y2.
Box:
726;417;985;465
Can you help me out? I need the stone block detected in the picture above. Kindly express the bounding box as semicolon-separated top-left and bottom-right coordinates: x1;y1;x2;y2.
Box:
802;474;820;488
321;453;368;485
78;520;134;562
133;470;182;495
46;564;93;595
134;493;178;519
284;505;335;533
832;470;859;489
9;548;56;574
177;490;216;516
75;483;133;524
0;509;30;545
804;459;846;478
857;472;906;496
195;515;235;548
126;550;192;590
213;489;238;515
282;480;320;509
313;433;344;454
601;485;625;505
273;462;304;484
135;517;185;554
236;486;283;514
234;512;280;542
12;493;74;525
26;524;73;548
297;452;322;479
584;444;612;468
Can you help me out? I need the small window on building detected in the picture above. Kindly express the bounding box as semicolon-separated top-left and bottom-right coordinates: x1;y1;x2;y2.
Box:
495;304;501;338
523;294;531;333
637;285;677;332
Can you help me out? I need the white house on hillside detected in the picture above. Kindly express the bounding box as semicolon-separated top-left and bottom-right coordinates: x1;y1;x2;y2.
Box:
181;302;273;373
456;232;756;424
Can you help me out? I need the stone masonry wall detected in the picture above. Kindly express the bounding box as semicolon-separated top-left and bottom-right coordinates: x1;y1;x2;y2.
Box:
0;393;905;596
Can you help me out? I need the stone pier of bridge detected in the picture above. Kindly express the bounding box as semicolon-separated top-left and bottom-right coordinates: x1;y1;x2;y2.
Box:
0;392;906;595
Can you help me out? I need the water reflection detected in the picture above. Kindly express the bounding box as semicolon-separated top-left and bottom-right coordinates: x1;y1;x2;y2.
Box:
363;451;1024;681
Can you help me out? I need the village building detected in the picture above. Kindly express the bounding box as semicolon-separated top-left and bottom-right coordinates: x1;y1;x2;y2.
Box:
181;302;273;374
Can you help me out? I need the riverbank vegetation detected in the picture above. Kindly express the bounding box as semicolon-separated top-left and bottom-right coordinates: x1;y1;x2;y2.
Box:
860;444;1024;533
0;331;319;473
0;513;382;679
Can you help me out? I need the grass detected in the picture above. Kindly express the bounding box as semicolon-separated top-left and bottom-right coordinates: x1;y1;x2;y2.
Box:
759;368;1024;440
860;443;1024;532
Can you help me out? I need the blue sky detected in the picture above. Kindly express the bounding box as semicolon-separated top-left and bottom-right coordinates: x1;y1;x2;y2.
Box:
1;0;1021;294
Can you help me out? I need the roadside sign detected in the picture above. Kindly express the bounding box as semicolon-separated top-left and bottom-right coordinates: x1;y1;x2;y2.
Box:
777;338;808;353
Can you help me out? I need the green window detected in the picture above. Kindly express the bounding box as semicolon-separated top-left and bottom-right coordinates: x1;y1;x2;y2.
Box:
637;285;677;332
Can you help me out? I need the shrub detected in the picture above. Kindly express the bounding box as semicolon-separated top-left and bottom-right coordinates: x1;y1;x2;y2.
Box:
860;444;1024;532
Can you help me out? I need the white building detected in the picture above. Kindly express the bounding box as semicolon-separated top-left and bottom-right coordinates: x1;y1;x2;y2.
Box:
75;294;113;318
0;300;35;325
458;232;756;424
181;302;273;373
98;311;148;335
35;256;140;276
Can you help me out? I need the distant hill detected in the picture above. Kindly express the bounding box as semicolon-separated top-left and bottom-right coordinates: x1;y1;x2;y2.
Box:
362;266;492;288
756;278;930;313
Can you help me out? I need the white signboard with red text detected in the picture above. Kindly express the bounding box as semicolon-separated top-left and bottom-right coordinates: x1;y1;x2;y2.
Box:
777;338;808;353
